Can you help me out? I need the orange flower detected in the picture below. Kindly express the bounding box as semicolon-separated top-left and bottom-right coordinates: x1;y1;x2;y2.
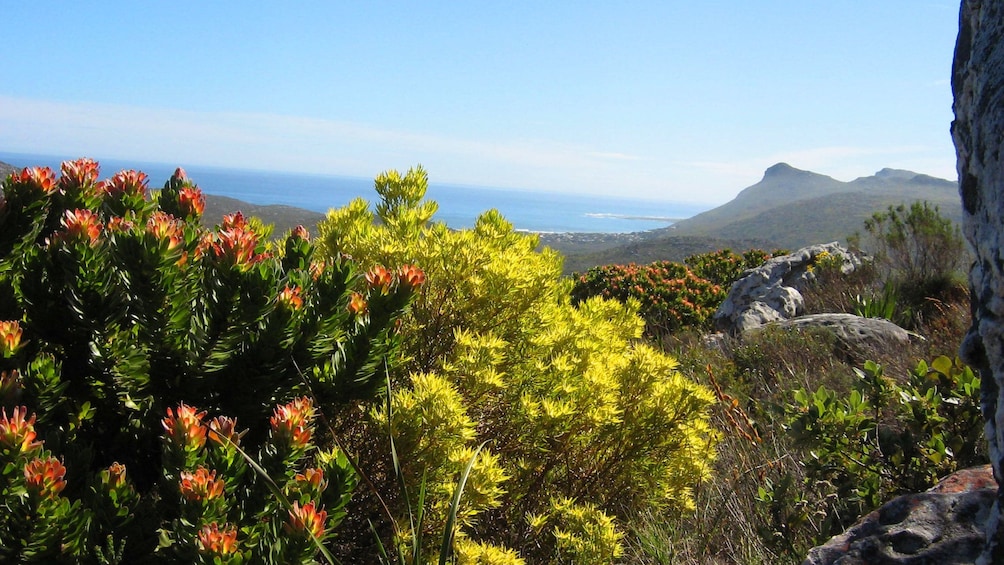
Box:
207;213;270;269
0;406;40;454
347;292;368;316
0;321;22;357
221;212;247;231
270;397;314;450
295;467;326;492
365;265;393;293
178;186;205;217
198;522;239;555
59;158;100;190
162;403;208;451
61;209;102;243
397;264;425;289
24;456;66;497
278;286;304;310
102;462;128;489
106;216;135;233
9;166;57;193
207;416;244;447
101;169;149;198
287;500;327;539
309;260;327;280
179;466;225;501
147;211;184;249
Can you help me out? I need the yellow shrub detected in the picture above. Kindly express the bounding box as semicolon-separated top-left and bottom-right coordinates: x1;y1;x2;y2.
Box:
318;166;716;562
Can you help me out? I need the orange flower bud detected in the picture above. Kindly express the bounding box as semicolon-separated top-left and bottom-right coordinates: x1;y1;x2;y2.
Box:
162;403;208;451
0;321;23;357
59;158;100;189
61;209;102;243
348;292;368;316
365;265;393;293
24;456;66;497
179;466;225;501
270;397;314;450
198;522;239;555
207;416;245;447
102;169;149;198
178;186;205;216
397;264;426;289
9;166;57;193
146;211;184;249
0;406;40;454
278;286;304;310
287;500;327;539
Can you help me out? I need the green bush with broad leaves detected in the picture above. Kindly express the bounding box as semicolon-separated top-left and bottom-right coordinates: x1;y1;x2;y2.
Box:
780;355;984;539
0;161;420;563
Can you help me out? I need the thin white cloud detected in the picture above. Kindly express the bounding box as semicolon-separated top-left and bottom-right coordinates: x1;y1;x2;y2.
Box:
0;96;958;204
0;96;646;195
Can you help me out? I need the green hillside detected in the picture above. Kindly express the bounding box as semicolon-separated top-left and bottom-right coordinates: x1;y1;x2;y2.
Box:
668;163;960;246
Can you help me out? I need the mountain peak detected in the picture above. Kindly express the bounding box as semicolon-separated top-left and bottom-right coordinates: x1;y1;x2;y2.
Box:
763;162;800;177
874;168;918;180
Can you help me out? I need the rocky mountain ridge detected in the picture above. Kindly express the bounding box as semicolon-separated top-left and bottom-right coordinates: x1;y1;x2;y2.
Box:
665;162;960;249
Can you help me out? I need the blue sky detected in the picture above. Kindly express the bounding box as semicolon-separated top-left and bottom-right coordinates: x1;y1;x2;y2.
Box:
0;2;960;205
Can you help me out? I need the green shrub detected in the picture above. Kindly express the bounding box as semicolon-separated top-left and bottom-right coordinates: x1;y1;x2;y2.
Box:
317;166;717;563
862;201;965;290
783;355;984;538
0;161;417;562
684;248;787;288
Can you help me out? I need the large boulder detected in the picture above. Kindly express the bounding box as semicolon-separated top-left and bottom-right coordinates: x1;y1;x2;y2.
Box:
776;313;911;353
713;242;859;333
952;1;1004;561
803;466;996;565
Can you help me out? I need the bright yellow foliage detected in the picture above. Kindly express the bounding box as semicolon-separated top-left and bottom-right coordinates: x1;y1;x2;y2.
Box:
317;166;717;563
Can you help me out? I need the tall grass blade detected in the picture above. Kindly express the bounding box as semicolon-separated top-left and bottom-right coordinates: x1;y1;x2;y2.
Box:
438;441;488;565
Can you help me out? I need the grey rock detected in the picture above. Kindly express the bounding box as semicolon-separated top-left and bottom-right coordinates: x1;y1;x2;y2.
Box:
952;0;1004;561
775;313;911;350
713;242;859;334
803;466;996;565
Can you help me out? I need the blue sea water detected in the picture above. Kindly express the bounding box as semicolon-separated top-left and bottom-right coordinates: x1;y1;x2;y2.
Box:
0;152;708;234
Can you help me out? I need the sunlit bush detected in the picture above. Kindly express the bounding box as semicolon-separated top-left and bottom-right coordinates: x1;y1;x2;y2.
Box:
0;160;417;562
318;166;717;563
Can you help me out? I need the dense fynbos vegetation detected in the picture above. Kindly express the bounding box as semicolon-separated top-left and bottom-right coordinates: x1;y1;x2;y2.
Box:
571;261;725;335
0;159;982;564
0;161;419;562
570;248;783;336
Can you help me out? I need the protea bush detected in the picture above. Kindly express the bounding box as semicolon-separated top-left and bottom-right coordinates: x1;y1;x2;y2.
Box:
571;261;726;336
0;160;420;563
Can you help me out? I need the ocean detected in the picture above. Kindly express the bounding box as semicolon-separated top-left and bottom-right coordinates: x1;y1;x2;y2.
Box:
0;152;708;234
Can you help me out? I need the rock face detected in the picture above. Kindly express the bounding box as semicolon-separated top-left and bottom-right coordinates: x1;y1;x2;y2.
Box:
713;242;859;333
952;1;1004;562
775;313;911;351
803;466;996;565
